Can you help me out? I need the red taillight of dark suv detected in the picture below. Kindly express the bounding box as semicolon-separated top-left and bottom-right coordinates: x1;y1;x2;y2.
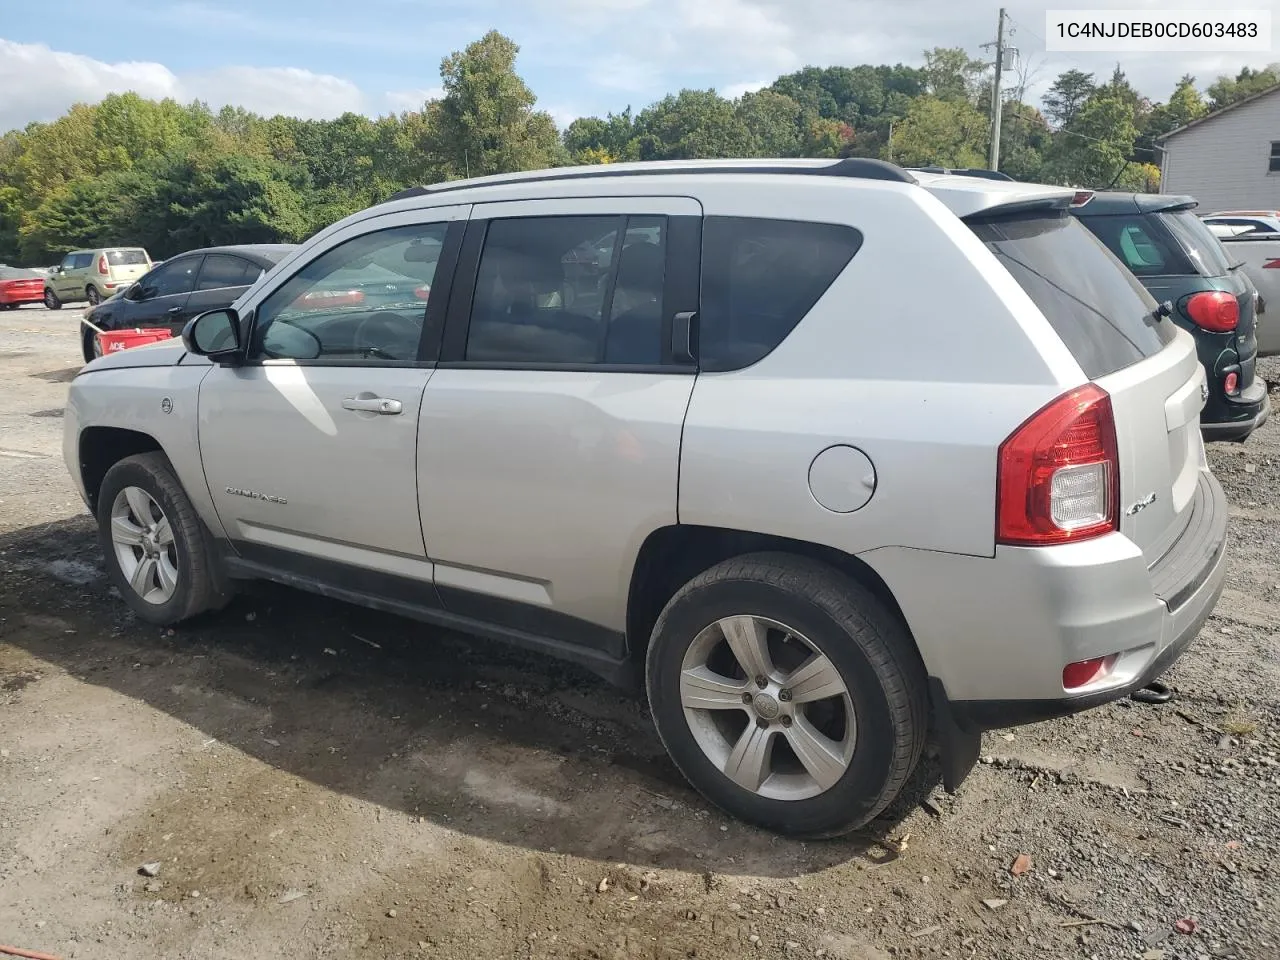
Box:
996;384;1119;546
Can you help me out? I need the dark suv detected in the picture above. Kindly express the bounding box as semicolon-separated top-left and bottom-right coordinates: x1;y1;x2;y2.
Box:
1072;192;1267;442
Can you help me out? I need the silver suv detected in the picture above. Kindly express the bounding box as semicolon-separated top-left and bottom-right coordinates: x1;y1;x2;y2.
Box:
63;159;1229;836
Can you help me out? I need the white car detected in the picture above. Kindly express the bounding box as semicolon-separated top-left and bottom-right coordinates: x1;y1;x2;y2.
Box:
63;159;1228;836
1202;211;1280;357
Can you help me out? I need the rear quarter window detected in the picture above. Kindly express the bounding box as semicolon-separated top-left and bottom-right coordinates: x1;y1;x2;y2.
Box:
699;216;863;372
970;211;1176;379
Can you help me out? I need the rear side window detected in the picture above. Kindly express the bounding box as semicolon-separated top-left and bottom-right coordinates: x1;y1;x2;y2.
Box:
971;211;1175;379
1076;213;1192;276
1158;211;1234;277
699;217;863;372
197;255;256;290
107;249;149;266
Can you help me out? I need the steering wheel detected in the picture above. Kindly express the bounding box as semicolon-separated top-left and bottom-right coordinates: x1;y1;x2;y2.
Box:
354;310;421;360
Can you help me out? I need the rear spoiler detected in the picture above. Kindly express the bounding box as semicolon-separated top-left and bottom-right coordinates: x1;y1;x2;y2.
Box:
960;195;1074;222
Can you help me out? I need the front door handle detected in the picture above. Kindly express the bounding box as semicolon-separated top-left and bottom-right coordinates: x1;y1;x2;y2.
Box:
342;396;402;415
167;305;182;314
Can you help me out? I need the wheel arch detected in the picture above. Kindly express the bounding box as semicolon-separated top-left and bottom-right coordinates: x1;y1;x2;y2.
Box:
78;426;165;514
625;524;917;667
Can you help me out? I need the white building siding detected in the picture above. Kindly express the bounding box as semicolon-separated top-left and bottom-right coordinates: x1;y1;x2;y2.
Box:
1160;89;1280;213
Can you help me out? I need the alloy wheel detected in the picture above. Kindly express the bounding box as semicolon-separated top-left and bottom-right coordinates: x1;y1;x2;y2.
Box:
679;615;856;801
110;486;179;605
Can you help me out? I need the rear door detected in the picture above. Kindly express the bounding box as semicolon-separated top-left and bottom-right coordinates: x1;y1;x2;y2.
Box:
970;210;1201;567
418;196;701;648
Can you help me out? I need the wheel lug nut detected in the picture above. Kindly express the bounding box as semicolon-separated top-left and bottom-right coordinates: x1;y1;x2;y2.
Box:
781;715;793;728
755;717;769;729
755;676;767;689
741;692;753;705
779;689;792;702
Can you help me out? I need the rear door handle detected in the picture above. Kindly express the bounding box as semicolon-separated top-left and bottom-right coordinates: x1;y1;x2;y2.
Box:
342;396;402;415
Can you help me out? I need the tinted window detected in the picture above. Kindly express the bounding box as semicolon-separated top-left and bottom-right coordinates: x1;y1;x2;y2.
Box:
466;215;667;365
699;217;863;372
1076;213;1193;276
138;258;200;299
252;222;445;362
972;212;1175;379
107;249;149;266
1159;211;1234;277
197;255;255;290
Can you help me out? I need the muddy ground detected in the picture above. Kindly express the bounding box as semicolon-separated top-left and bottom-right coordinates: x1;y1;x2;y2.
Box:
1;304;1278;960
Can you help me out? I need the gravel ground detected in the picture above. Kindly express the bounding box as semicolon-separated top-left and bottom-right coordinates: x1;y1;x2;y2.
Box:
1;303;1278;960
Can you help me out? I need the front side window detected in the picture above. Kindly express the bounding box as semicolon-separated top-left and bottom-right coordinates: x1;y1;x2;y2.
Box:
466;215;667;365
698;217;863;372
72;253;93;269
137;258;200;300
59;254;76;270
250;222;446;362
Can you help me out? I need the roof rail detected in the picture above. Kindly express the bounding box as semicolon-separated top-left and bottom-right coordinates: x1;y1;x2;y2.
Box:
384;157;917;203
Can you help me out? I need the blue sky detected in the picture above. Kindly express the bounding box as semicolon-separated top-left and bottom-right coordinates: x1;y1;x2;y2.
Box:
1;0;1276;133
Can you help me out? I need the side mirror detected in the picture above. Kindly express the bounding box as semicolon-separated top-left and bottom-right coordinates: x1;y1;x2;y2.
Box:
124;283;141;301
183;308;243;361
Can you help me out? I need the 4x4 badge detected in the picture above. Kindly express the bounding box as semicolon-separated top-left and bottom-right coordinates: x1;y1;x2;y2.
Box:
1126;492;1157;516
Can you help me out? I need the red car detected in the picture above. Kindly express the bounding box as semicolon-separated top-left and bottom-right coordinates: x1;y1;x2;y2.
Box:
0;265;47;309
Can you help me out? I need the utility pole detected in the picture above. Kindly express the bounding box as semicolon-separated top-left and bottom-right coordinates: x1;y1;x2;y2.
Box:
982;7;1009;172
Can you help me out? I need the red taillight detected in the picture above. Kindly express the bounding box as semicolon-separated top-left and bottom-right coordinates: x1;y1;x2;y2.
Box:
996;384;1119;546
1062;656;1112;690
1185;291;1238;332
1224;371;1239;395
97;254;109;275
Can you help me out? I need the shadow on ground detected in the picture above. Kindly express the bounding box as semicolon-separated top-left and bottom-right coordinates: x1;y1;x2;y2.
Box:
0;517;937;878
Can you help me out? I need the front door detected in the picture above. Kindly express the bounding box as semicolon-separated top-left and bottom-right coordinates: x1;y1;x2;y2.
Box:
53;253;82;298
197;205;467;583
124;256;201;329
419;196;703;654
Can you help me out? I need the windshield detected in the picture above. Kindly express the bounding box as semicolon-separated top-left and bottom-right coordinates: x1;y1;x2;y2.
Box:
970;211;1175;379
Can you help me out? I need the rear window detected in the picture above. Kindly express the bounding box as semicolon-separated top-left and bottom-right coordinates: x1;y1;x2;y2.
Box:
1158;211;1234;277
971;211;1175;379
699;216;863;372
1077;213;1194;277
107;249;149;266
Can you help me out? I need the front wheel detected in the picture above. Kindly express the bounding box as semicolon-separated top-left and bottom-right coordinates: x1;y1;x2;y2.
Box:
97;452;232;625
44;289;62;310
645;553;927;838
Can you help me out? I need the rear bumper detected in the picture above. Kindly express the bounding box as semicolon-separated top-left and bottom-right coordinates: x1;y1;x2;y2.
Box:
863;470;1230;786
1201;383;1269;442
0;289;45;304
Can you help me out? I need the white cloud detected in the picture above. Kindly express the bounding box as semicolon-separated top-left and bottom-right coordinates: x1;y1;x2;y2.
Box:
0;39;369;133
720;80;770;100
384;87;446;112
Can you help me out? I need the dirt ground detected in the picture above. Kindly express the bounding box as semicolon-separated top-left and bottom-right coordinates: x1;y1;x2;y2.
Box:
1;303;1278;960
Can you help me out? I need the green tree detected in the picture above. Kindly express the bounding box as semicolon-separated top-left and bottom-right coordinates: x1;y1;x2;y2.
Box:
1042;69;1096;127
1047;90;1138;187
922;47;986;104
887;95;988;167
1206;64;1280;110
432;30;565;179
630;90;751;160
736;90;804;157
563;109;635;163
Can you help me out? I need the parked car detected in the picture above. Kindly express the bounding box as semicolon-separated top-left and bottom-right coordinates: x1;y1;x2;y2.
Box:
79;244;296;363
64;159;1228;837
0;265;47;309
44;247;153;309
1069;191;1267;442
1202;212;1280;357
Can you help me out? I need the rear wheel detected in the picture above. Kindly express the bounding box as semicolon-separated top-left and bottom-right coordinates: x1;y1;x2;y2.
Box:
97;452;232;625
86;285;102;306
645;553;927;837
43;289;61;310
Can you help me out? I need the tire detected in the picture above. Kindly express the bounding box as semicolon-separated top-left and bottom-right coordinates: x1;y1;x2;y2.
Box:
44;289;62;310
1;303;16;310
645;552;927;838
82;325;101;364
96;452;233;625
86;285;102;306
